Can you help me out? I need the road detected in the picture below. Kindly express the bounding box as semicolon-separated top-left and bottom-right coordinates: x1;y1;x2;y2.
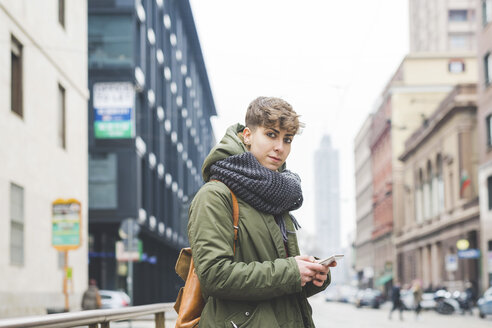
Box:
311;294;492;328
110;294;492;327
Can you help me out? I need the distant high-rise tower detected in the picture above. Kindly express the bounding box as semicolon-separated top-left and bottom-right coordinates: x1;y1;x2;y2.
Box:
314;135;340;258
409;0;477;53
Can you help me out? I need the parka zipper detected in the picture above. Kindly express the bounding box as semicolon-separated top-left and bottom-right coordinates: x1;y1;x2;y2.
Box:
230;321;238;328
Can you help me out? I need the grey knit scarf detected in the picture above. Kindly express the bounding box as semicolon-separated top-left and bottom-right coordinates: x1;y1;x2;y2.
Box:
209;152;302;242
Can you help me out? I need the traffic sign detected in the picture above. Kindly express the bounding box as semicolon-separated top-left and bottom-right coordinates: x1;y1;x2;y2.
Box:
119;218;140;240
115;240;142;262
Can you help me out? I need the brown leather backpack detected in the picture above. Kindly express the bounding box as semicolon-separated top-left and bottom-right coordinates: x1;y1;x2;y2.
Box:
174;189;239;328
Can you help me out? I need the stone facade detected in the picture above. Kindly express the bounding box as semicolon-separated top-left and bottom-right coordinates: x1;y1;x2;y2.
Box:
397;84;480;292
354;115;374;287
0;0;88;316
476;0;492;291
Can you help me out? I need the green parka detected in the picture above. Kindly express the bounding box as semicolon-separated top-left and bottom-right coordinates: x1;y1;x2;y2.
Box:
188;123;330;328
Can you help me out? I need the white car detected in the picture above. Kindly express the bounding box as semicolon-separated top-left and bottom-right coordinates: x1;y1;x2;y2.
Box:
99;290;131;309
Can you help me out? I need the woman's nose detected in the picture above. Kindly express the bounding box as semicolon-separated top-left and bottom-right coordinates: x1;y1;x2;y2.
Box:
273;140;283;152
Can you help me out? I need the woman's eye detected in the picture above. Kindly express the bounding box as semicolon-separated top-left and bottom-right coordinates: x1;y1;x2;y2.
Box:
284;138;292;144
267;132;276;138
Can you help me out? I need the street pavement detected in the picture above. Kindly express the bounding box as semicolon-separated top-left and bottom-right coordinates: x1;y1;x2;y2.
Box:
109;293;492;327
311;293;492;328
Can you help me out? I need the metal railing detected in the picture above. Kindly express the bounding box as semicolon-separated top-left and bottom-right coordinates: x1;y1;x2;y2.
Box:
0;303;175;328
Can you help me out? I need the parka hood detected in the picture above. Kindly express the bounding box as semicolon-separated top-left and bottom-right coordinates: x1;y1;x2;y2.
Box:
201;123;287;182
202;123;248;182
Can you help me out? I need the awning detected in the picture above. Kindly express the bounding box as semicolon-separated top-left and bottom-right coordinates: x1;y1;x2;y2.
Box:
375;273;393;286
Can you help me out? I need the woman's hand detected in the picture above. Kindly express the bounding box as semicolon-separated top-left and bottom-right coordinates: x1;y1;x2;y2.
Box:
295;255;325;286
312;261;335;287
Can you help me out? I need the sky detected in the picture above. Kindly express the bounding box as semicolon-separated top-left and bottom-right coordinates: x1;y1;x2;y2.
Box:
189;0;410;248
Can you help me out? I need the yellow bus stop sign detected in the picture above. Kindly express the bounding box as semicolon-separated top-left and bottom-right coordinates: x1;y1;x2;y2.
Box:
52;199;81;251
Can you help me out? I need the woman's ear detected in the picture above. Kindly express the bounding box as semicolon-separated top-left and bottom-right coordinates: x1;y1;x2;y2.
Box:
243;127;251;145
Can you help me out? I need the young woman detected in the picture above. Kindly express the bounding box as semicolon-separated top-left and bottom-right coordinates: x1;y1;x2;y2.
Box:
188;97;335;327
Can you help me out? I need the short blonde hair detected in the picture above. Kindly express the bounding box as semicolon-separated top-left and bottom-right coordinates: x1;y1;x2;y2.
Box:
245;97;304;135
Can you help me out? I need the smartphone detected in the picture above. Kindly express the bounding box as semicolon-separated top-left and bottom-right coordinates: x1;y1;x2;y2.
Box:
317;254;344;266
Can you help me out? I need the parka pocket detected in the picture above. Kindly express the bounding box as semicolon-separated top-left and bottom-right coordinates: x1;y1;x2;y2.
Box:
223;302;280;328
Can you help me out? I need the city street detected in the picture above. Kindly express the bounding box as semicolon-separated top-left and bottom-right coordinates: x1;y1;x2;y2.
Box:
311;294;492;328
109;293;492;328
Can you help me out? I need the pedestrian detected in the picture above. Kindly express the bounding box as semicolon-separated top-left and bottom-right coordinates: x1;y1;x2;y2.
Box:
187;96;336;327
81;278;102;310
388;281;404;321
463;281;475;315
412;279;423;319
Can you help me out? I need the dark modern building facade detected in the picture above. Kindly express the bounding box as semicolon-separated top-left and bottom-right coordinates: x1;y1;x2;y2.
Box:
87;0;216;304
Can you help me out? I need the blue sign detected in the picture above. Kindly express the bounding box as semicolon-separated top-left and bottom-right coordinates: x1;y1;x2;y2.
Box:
458;249;480;259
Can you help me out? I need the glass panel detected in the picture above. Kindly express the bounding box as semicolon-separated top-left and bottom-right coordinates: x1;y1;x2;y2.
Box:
487;54;492;85
449;9;468;22
449;34;467;50
484;0;492;25
89;15;133;68
10;183;23;223
89;153;118;209
10;222;24;265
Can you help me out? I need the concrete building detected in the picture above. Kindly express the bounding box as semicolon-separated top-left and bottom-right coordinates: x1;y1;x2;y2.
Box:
370;53;477;294
354;114;375;288
87;0;216;304
0;0;88;316
476;0;492;291
314;135;340;259
397;84;479;293
409;0;478;53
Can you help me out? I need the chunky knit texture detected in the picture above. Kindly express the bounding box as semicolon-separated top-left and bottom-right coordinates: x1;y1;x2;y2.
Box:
209;152;302;241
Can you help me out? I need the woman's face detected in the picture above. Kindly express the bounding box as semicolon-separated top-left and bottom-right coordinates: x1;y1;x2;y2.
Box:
243;125;293;171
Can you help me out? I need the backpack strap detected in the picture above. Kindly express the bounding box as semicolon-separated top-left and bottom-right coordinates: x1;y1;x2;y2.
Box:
230;190;239;254
210;179;240;254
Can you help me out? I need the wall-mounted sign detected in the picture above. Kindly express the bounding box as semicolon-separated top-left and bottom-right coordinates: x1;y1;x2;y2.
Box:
93;82;135;139
52;199;81;251
458;248;480;259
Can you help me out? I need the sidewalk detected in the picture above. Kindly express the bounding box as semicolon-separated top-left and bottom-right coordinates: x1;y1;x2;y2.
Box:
109;311;177;328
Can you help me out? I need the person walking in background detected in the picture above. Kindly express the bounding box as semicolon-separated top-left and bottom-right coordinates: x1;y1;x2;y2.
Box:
187;97;337;327
389;281;404;321
81;279;102;310
412;279;423;319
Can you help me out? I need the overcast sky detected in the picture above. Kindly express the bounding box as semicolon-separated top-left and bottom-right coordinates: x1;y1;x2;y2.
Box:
189;0;410;247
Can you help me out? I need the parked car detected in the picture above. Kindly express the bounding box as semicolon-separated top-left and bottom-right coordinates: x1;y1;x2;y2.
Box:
354;288;385;309
99;290;131;309
478;287;492;318
325;285;358;304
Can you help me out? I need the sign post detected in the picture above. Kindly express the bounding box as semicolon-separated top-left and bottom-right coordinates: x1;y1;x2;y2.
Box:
52;199;82;311
118;218;140;306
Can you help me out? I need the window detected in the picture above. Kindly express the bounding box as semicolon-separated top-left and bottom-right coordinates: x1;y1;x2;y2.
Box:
449;9;468;22
88;15;133;68
448;59;465;73
58;0;65;28
483;0;492;26
488;176;492;210
437;155;445;213
10;183;24;266
89;153;118;209
11;35;23;118
487;115;492;147
58;251;66;269
485;53;492;86
58;84;66;149
449;34;468;50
